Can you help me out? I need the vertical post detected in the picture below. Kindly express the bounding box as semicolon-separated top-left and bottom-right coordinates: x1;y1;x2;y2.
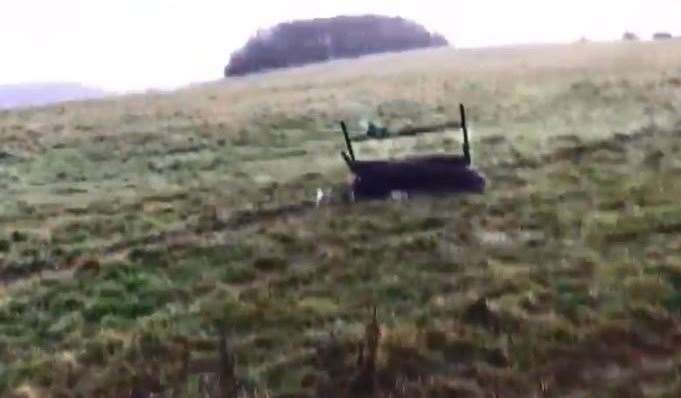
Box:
340;121;356;162
218;323;236;398
460;103;471;165
349;305;381;394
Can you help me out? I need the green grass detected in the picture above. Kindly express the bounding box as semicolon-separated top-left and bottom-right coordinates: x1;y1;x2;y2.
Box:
2;41;681;397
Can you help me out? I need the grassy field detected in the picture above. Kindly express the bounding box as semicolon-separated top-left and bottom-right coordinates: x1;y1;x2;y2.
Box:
1;40;681;397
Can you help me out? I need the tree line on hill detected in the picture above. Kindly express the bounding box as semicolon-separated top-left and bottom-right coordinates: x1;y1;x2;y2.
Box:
224;15;448;77
622;31;675;41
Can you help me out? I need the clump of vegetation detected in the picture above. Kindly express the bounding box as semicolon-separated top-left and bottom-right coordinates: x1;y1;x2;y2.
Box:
252;256;289;272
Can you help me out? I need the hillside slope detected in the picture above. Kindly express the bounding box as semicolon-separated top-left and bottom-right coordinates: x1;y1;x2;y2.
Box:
1;41;681;397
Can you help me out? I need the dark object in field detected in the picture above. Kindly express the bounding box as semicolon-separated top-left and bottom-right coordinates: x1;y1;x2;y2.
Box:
339;104;486;199
361;120;461;141
0;151;19;162
366;122;389;139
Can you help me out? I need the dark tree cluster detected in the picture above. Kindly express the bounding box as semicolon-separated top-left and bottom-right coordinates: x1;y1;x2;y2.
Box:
224;15;449;77
653;32;673;40
622;31;639;41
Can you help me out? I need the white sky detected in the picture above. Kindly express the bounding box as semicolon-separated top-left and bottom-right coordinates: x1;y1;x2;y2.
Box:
0;0;679;93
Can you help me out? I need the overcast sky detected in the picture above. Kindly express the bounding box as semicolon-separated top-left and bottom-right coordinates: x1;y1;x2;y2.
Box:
1;0;678;93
